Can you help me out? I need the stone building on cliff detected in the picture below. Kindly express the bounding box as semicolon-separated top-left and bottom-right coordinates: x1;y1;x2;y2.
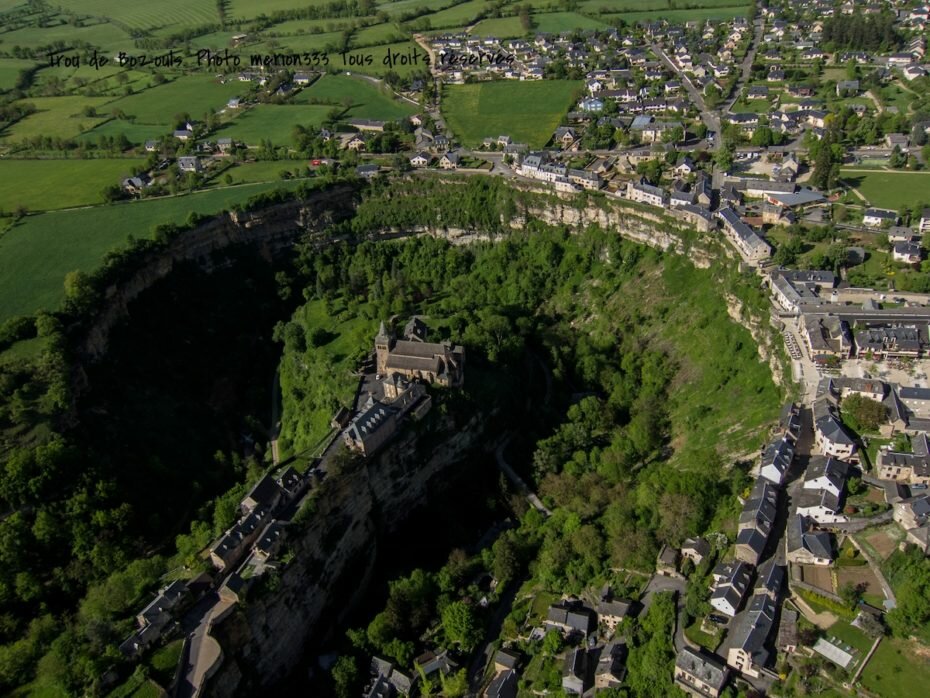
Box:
375;319;465;387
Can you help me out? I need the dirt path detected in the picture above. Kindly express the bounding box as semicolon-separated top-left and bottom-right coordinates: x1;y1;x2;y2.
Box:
864;90;883;114
790;592;838;629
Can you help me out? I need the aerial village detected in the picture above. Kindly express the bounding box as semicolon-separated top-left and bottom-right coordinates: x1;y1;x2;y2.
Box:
105;0;930;695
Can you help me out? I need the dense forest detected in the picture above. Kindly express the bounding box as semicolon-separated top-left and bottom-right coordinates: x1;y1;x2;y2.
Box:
821;11;901;52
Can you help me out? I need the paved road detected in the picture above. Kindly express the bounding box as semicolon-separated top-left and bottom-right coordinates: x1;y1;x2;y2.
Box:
650;42;720;148
722;18;765;113
177;594;234;698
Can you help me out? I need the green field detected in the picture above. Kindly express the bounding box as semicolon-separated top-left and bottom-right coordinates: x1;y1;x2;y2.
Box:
0;19;133;55
425;0;497;28
841;170;930;211
603;4;750;22
264;18;355;34
229;0;338;20
106;75;244;125
219;104;332;145
1;96;114;143
67;0;218;30
0;159;145;211
254;30;346;54
0;58;36;90
442;80;581;147
0;181;304;321
352;21;409;47
470;11;607;37
379;0;457;17
293;74;417;121
219;161;308;184
860;638;930;697
78;119;171;145
580;0;746;10
530;11;606;33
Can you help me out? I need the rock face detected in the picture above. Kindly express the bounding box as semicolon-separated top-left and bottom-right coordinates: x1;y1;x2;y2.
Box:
78;185;358;362
206;416;489;696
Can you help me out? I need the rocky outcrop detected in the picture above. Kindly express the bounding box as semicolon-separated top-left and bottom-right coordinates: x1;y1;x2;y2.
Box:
78;185;358;361
724;292;786;389
205;415;489;696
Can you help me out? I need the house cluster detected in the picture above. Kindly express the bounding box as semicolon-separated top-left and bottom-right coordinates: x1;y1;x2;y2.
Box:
482;590;634;695
341;319;463;456
733;403;799;566
211;465;315;601
365;650;462;698
677;559;789;693
119;579;195;657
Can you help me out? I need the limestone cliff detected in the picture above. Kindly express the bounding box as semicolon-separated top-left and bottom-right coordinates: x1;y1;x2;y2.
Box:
78;185;359;362
205;415;488;695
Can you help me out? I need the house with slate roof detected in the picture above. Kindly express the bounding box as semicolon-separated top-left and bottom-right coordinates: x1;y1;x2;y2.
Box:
813;392;857;460
736;478;778;565
726;594;776;678
760;436;794;486
709;561;752;617
786;514;833;565
674;647;729;697
546;601;595;637
877;432;930;485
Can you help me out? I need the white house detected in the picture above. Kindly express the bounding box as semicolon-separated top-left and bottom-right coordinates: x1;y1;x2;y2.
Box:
803;457;849;498
760;437;794;485
893;241;922;264
862;208;898;228
709;561;751;617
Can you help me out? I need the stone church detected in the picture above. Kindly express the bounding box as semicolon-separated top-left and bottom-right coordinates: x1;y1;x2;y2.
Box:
374;318;465;388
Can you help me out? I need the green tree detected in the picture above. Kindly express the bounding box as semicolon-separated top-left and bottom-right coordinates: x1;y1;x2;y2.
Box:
331;655;359;698
441;601;480;651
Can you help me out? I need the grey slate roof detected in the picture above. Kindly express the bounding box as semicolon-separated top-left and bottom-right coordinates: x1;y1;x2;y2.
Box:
675;647;728;690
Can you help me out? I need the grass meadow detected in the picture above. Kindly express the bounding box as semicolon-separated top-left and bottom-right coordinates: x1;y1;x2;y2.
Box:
0;159;145;211
1;96;113;143
0;181;303;321
218;104;333;145
106;75;244;125
841;169;930;211
442;79;581;147
292;73;417;121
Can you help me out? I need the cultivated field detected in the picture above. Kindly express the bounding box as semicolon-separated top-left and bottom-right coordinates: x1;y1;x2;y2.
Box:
442;80;581;147
0;181;303;322
835;566;884;602
67;0;218;30
799;564;834;594
860;526;902;560
0;159;145;212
